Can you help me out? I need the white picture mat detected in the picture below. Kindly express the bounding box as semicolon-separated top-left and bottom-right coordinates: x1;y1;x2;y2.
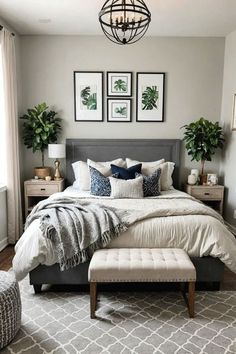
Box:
111;76;128;94
137;73;164;122
108;99;131;122
107;72;132;96
74;72;103;121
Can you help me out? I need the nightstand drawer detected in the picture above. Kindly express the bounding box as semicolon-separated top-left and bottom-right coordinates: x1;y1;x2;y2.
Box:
26;184;59;196
190;187;223;200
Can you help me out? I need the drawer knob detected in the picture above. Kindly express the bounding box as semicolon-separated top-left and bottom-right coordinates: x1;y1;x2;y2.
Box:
204;192;210;195
41;188;46;191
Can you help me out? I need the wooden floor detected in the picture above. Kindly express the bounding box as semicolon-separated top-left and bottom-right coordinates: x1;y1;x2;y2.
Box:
0;246;15;271
1;246;236;290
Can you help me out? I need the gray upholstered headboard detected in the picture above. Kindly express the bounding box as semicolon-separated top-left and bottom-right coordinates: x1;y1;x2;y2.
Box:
66;139;181;188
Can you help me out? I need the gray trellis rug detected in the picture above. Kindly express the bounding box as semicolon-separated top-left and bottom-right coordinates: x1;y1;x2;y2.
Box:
1;277;236;354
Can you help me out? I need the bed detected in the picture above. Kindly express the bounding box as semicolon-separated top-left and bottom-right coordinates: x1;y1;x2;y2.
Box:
13;139;236;292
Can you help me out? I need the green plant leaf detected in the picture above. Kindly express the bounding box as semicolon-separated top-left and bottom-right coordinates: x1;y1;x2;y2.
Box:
142;86;158;110
20;103;62;165
87;93;97;110
114;79;127;92
181;117;225;167
115;106;127;116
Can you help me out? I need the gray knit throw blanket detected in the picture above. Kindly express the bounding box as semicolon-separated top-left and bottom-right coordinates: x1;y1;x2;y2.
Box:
25;197;129;271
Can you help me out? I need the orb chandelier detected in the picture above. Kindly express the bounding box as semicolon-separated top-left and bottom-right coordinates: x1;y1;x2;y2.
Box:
99;0;151;45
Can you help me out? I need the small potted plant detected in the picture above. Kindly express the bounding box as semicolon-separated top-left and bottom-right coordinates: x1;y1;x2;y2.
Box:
21;103;62;178
182;117;224;184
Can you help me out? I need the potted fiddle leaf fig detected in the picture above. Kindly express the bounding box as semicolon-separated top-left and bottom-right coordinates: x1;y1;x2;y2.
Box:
21;102;62;178
182;117;224;183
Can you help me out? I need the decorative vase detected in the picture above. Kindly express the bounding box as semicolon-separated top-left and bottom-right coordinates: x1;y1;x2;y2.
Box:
191;169;199;179
188;174;197;185
34;167;51;179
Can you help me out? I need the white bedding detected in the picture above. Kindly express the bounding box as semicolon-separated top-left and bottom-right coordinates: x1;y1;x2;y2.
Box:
13;188;236;281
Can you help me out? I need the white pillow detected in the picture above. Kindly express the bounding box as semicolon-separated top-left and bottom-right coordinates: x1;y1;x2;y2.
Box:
109;176;144;199
72;161;89;190
126;158;165;176
159;162;175;191
88;158;126;177
72;158;126;191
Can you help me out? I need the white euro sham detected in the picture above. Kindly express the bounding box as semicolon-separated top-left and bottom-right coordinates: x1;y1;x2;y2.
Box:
72;158;126;190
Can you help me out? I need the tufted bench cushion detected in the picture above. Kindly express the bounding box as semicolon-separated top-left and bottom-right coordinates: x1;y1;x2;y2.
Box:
89;248;196;283
88;248;196;319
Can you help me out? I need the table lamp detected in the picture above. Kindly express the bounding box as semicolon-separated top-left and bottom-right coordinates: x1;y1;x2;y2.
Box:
48;144;66;180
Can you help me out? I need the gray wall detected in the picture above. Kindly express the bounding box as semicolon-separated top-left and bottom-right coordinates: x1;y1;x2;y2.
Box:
19;35;225;183
220;30;236;228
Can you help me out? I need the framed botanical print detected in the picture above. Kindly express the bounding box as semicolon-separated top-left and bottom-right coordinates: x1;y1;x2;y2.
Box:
232;94;236;131
107;72;132;97
136;72;165;122
107;98;132;122
74;71;104;121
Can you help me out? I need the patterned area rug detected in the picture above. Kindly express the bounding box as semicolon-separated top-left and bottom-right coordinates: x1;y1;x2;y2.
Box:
1;278;236;354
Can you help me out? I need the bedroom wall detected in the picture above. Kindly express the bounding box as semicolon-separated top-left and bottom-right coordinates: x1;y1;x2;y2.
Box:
19;35;225;184
220;29;236;228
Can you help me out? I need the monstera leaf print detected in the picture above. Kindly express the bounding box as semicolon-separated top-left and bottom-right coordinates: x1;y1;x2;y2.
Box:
115;106;127;116
81;86;90;106
114;79;127;92
142;86;159;110
86;93;97;110
80;86;97;110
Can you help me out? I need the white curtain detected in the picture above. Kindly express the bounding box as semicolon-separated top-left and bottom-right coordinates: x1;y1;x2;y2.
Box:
0;29;22;243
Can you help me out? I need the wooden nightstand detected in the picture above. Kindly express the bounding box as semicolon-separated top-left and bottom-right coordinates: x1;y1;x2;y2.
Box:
24;179;64;218
185;184;224;215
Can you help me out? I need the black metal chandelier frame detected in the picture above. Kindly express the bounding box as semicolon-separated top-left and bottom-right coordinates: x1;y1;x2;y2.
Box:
99;0;151;45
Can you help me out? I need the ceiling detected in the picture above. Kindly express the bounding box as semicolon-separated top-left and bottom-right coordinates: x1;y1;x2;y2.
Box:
0;0;236;37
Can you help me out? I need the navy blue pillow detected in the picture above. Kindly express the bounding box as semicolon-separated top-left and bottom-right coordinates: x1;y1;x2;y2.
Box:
89;166;119;196
136;168;161;197
111;164;142;180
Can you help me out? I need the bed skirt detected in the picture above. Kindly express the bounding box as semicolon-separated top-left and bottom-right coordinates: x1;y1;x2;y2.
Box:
29;256;225;293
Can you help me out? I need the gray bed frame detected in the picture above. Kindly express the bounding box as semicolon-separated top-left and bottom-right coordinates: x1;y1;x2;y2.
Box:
30;139;224;293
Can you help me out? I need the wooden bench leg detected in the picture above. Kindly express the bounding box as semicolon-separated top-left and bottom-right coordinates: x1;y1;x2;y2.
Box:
90;282;97;319
188;281;195;318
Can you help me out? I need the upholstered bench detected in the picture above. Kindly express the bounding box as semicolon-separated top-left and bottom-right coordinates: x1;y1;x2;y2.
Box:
88;248;196;319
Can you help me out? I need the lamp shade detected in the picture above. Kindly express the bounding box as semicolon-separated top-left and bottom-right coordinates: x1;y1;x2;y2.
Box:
48;144;66;159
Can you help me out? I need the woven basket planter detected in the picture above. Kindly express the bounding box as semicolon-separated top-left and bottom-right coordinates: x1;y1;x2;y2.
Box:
0;271;21;349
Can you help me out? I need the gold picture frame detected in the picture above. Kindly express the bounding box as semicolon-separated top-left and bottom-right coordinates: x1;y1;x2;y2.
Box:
232;94;236;131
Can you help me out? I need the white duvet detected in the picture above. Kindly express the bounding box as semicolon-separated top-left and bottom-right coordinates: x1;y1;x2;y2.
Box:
13;188;236;281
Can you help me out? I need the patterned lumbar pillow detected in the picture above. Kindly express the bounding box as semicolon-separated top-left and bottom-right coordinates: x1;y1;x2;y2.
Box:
89;166;119;196
111;163;142;180
136;168;161;197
